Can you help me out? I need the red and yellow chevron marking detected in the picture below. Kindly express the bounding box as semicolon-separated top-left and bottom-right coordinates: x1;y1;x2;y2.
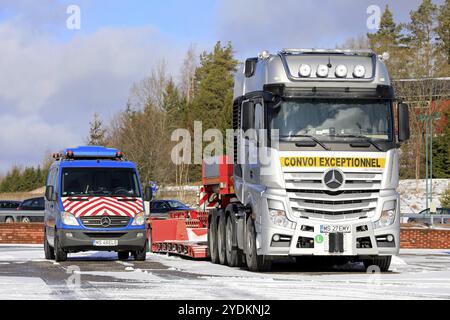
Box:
61;197;143;218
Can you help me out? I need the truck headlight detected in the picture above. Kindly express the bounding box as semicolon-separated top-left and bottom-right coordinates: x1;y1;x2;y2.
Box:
376;201;396;228
268;200;296;230
62;212;79;226
132;212;146;226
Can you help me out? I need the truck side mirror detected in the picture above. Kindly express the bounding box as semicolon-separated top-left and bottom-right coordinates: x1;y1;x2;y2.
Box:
398;103;410;142
144;185;153;202
45;186;56;201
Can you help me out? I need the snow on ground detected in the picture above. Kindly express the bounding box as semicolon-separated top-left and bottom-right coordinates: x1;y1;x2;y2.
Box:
399;179;450;214
0;245;449;300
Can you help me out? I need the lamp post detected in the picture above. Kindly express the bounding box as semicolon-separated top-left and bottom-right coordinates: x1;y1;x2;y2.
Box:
419;112;441;210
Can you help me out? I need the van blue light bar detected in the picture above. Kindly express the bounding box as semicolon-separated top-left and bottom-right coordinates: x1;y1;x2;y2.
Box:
64;146;123;159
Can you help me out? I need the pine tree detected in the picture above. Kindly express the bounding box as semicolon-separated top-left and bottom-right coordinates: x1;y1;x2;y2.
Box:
87;113;107;146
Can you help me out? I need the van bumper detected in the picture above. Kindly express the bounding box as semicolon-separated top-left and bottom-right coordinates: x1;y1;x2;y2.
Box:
58;229;146;252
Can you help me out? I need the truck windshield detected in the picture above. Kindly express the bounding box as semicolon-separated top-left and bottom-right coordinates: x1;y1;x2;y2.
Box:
270;98;393;141
61;168;141;197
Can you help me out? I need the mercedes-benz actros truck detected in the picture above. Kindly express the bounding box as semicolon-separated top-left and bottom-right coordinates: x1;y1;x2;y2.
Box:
204;49;410;272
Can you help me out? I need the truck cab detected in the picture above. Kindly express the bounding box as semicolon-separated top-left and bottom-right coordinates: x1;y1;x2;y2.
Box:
206;49;410;272
43;146;150;262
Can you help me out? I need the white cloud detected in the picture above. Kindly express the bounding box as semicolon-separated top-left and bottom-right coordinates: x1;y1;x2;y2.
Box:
0;15;186;172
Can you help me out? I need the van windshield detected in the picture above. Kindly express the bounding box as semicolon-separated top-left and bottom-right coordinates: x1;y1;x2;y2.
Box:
61;168;141;197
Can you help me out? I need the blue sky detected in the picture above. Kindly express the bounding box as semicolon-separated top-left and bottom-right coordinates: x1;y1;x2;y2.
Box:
0;0;445;173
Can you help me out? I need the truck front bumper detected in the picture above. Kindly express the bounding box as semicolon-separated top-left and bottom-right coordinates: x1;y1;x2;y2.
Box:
258;219;399;257
58;229;147;252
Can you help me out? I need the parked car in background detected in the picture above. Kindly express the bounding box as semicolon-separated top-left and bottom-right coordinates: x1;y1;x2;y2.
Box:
150;199;194;218
407;207;450;225
16;197;45;223
0;200;22;223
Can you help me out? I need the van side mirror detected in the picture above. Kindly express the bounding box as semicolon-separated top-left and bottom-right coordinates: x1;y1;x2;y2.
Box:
398;103;410;142
144;185;153;202
45;186;56;201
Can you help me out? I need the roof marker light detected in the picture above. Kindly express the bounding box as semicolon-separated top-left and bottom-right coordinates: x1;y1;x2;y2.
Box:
353;65;366;78
298;64;312;77
316;64;329;78
335;64;348;78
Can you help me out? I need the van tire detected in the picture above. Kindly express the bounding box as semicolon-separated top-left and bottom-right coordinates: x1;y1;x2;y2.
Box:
118;251;129;260
217;216;227;265
5;217;14;223
208;215;219;264
133;242;147;261
44;228;55;260
54;232;67;262
245;217;272;272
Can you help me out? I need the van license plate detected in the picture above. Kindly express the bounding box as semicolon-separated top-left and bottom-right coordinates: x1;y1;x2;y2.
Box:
320;225;351;233
93;240;118;247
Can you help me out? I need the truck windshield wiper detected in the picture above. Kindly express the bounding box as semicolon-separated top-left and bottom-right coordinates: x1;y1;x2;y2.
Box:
280;134;330;151
331;134;383;151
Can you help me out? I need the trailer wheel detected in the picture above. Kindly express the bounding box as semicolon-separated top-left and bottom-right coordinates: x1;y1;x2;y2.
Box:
44;228;55;260
363;256;392;272
208;215;219;264
217;216;228;265
54;231;67;262
245;217;272;272
225;216;241;267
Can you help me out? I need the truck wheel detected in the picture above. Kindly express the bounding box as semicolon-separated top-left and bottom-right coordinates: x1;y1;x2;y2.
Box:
208;216;220;264
54;232;67;262
245;217;272;272
44;228;55;260
225;216;240;267
363;256;392;272
217;216;227;265
5;217;14;223
118;251;129;260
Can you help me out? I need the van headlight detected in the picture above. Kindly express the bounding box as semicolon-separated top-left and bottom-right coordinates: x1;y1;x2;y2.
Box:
268;200;296;230
62;212;79;226
375;201;396;228
132;212;146;226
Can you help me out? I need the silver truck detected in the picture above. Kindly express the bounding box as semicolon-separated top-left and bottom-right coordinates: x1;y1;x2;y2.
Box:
206;49;410;272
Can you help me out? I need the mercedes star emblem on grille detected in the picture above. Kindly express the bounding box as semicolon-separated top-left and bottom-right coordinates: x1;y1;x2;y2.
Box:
323;169;344;189
100;217;111;227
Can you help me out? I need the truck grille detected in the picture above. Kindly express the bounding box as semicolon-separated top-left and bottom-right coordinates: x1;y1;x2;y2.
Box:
285;171;381;220
81;216;131;228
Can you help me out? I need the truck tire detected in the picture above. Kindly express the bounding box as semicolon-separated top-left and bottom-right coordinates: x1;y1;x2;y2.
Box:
118;251;129;260
363;256;392;272
44;228;55;260
245;217;272;272
54;232;67;262
208;215;220;264
217;216;227;265
21;217;31;223
5;217;14;223
225;216;241;267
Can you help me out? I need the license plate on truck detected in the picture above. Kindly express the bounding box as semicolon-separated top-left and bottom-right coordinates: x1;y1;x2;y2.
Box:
320;225;351;233
93;240;118;247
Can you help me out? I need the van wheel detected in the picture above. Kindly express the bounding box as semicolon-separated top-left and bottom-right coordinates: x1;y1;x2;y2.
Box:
208;215;219;264
225;216;241;267
118;251;129;260
217;216;227;265
245;217;272;272
54;232;67;262
44;228;55;260
363;256;392;272
5;217;14;223
133;242;147;261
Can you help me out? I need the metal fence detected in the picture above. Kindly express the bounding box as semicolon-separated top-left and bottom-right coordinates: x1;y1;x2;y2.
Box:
402;213;450;225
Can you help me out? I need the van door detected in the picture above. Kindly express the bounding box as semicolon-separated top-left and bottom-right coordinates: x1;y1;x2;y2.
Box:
45;167;58;246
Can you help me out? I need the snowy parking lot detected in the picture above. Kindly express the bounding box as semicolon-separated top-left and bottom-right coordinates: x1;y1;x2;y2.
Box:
0;244;449;300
